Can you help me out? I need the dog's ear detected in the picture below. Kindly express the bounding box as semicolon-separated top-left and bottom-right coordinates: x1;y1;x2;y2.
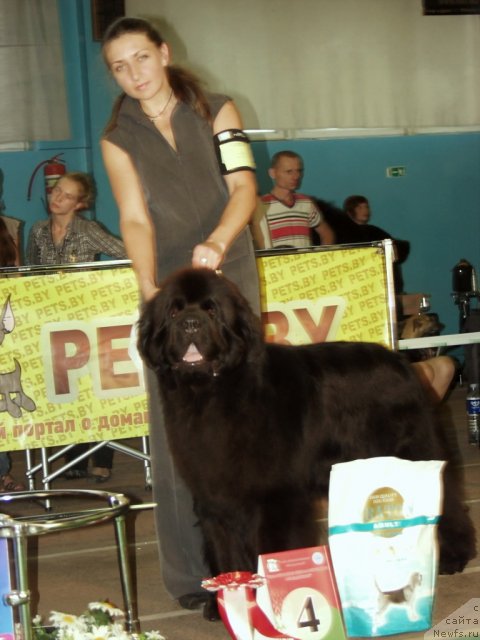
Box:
137;295;168;373
413;317;424;331
226;286;265;365
238;303;265;361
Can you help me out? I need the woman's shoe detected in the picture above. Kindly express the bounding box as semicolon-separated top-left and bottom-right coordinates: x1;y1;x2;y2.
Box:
91;467;111;483
177;592;210;610
1;474;26;492
63;468;89;480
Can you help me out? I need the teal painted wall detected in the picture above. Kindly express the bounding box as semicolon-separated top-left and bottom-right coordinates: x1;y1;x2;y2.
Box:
0;0;478;338
252;135;480;335
0;2;92;255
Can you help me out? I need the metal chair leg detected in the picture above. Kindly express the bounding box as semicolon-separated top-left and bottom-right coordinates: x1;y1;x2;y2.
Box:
6;530;33;640
142;436;152;489
113;513;140;633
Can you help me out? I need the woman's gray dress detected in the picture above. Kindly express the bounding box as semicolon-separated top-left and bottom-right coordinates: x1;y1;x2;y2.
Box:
105;93;260;598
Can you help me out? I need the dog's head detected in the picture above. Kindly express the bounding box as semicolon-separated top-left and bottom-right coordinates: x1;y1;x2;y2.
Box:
138;268;264;382
400;313;443;339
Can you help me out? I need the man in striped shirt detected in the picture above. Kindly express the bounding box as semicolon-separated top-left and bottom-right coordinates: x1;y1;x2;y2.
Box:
253;150;335;249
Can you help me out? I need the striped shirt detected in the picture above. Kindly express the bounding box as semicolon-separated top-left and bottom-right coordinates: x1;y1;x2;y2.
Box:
260;193;322;248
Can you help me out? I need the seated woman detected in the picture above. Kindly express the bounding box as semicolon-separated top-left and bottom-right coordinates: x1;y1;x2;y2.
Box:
26;171;127;482
26;171;126;265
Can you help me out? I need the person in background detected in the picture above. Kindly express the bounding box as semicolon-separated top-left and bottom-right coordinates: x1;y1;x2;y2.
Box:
100;16;260;618
0;216;18;266
0;169;22;264
343;194;410;291
0;449;24;493
0;216;25;492
252;150;335;249
0;216;21;264
344;194;371;225
26;171;126;266
342;194;456;401
26;171;127;482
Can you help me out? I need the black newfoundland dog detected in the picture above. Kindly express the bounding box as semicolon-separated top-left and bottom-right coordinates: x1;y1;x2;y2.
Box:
138;268;476;587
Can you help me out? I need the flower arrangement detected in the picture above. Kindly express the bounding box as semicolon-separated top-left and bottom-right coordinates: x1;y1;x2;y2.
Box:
32;600;165;640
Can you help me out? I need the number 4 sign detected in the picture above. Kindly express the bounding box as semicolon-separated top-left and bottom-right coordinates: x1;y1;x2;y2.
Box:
255;546;346;640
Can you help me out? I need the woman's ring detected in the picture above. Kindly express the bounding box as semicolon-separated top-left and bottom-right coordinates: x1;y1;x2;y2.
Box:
201;257;208;264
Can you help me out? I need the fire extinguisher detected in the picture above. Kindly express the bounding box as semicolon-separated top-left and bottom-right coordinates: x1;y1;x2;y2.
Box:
27;153;66;211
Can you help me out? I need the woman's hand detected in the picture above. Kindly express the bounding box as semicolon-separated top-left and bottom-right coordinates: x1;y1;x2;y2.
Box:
192;240;226;270
141;282;160;302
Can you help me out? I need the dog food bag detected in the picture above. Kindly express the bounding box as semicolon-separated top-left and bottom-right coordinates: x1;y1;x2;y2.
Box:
328;456;445;637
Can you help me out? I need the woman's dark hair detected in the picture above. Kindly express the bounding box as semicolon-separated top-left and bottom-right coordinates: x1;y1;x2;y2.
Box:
0;217;17;267
102;17;211;134
343;195;368;216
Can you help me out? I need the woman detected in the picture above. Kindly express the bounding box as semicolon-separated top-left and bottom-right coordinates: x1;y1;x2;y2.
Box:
100;17;260;614
26;171;127;481
0;216;18;266
26;171;126;266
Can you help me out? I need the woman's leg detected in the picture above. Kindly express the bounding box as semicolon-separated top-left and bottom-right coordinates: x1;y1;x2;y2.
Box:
63;443;90;478
146;368;209;602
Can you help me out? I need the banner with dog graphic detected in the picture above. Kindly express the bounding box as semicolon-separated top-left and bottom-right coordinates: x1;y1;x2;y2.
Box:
0;244;394;452
256;241;396;348
0;264;148;452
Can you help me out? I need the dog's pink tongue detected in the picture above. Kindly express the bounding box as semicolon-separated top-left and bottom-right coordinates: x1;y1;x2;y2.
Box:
182;343;203;363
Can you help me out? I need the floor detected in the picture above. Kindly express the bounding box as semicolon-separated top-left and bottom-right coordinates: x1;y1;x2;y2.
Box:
1;384;479;640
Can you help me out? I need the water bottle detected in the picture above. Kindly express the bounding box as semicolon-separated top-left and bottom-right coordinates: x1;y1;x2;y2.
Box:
466;383;480;445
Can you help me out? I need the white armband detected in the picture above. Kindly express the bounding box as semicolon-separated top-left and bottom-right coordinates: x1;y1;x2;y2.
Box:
214;129;256;175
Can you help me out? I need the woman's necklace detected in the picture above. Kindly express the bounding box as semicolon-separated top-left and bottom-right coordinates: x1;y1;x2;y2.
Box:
141;89;174;122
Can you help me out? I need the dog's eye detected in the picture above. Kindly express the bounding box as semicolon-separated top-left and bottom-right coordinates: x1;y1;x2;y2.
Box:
170;305;182;318
201;300;217;317
170;299;185;318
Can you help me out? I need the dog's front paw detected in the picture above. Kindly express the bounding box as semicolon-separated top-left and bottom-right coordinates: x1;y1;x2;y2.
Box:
203;595;220;621
439;544;476;575
439;555;470;575
438;507;477;574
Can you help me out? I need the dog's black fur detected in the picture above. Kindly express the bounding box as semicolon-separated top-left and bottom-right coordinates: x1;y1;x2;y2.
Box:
138;268;476;587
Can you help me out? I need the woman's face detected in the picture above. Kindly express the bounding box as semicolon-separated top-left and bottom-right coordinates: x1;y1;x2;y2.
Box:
48;177;84;216
104;33;170;100
352;202;370;224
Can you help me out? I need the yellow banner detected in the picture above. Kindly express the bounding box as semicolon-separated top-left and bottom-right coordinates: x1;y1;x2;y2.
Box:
0;266;147;452
0;245;394;452
256;243;394;347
